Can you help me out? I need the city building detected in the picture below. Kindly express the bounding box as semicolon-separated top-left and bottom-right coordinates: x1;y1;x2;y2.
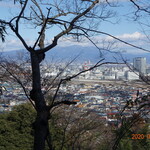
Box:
133;57;147;74
125;70;139;80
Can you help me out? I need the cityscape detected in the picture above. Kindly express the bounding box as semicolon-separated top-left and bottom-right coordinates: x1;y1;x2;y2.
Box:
0;57;150;126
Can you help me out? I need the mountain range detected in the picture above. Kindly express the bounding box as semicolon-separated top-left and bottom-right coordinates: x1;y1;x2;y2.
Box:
1;45;150;64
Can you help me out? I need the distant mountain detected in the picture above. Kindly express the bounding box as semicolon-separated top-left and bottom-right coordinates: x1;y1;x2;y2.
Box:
46;45;150;63
2;45;150;64
46;45;102;63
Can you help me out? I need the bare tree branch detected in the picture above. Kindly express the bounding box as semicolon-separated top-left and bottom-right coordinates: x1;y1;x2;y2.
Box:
16;0;29;32
37;0;100;53
0;63;36;109
130;0;150;14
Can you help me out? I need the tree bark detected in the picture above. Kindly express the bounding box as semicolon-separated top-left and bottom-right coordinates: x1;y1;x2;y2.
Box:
34;111;49;150
30;51;49;150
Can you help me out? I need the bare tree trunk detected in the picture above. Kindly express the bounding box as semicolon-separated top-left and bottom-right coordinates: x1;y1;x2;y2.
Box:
30;51;49;150
34;111;49;150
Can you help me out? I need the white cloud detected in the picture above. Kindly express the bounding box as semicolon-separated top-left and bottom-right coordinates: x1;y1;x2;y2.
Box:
0;39;31;52
58;32;145;47
1;32;148;55
57;32;149;54
101;0;127;3
105;32;145;42
116;32;144;40
56;36;93;47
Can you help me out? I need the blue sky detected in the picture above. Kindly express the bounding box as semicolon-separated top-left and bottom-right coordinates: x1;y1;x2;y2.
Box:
0;0;149;54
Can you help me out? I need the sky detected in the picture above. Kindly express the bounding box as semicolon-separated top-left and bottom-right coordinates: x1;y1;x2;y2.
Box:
0;0;149;55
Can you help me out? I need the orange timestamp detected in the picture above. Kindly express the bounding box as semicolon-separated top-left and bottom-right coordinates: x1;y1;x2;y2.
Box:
131;134;150;139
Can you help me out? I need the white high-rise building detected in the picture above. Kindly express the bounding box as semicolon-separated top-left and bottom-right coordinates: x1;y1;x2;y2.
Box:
133;57;146;74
